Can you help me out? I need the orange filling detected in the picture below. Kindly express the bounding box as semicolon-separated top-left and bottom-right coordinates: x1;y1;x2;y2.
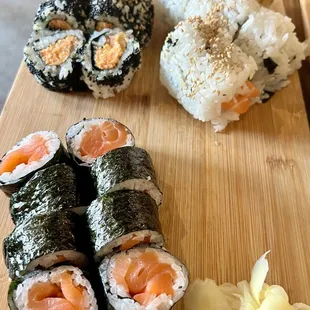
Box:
28;272;88;310
113;251;177;306
48;19;72;30
95;21;113;31
80;121;129;158
120;236;151;251
221;81;260;114
0;135;49;175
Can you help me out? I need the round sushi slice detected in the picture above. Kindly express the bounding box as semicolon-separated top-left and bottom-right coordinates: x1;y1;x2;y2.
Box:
160;15;259;132
66;118;135;167
99;246;189;310
0;131;68;196
91;147;163;205
10;164;78;224
86;191;164;260
234;7;308;100
9;266;98;310
82;28;141;99
4;211;88;279
33;0;90;31
157;0;260;37
24;29;86;92
88;0;154;48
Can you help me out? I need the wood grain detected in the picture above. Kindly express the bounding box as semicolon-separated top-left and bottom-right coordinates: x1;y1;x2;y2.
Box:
0;1;310;309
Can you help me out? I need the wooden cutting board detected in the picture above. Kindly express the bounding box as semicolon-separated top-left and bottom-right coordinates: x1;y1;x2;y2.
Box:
0;1;309;309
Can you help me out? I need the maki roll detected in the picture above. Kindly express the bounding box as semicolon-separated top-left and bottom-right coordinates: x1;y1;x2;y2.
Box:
66;118;135;205
160;15;259;131
0;131;68;196
234;7;308;100
82;28;141;99
4;211;88;279
10;164;78;224
86;191;164;260
24;29;86;92
88;0;154;47
92;147;162;205
8;266;98;310
99;246;189;309
33;0;89;31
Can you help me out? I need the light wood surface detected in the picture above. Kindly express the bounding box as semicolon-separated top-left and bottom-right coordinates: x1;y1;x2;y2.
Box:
0;1;310;309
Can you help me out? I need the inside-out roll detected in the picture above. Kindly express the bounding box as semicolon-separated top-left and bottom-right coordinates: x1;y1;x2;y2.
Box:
0;131;67;196
91;147;163;205
99;246;188;310
24;29;86;92
160;15;259;131
82;28;141;99
86;190;164;260
9;266;98;310
4;211;88;279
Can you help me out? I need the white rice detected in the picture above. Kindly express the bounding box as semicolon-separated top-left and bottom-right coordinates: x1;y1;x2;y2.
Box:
102;247;188;310
82;28;141;99
160;17;258;131
66;118;135;165
234;7;308;94
24;29;85;80
0;131;60;183
13;266;98;310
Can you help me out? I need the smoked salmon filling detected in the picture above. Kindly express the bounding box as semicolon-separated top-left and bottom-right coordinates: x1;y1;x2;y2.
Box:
100;247;188;310
66;118;135;166
12;266;98;310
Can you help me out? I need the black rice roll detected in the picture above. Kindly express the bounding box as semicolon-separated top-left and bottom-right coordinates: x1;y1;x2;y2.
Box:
86;190;164;261
3;211;88;280
24;29;86;92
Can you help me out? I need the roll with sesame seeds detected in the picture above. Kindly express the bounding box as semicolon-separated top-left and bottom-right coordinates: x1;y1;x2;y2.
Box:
82;28;141;99
160;15;259;132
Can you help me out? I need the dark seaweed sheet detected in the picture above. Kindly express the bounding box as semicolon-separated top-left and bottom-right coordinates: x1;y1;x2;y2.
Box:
86;190;163;259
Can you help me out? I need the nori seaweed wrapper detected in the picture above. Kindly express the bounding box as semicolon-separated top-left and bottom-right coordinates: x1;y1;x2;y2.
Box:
91;147;161;198
89;0;154;47
3;211;88;280
33;0;90;31
10;164;78;224
86;190;163;260
0;136;69;197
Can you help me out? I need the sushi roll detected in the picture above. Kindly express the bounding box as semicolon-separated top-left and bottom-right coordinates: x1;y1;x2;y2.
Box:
66;118;135;205
160;15;259;131
157;0;260;37
24;29;86;92
99;246;189;309
10;164;78;224
0;131;68;196
33;0;89;31
88;0;154;47
86;191;164;260
91;147;163;205
8;266;98;310
82;28;141;99
4;211;88;279
234;7;308;100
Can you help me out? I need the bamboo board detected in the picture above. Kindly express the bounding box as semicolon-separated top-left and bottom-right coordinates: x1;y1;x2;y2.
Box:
0;1;310;309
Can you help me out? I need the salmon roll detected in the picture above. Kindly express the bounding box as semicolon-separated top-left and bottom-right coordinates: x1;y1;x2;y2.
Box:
86;191;164;260
82;28;141;99
33;0;89;31
10;164;78;224
88;0;154;48
160;15;259;132
4;211;88;279
92;147;163;206
99;247;189;310
8;266;98;310
234;7;308;100
0;131;68;196
24;29;86;92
